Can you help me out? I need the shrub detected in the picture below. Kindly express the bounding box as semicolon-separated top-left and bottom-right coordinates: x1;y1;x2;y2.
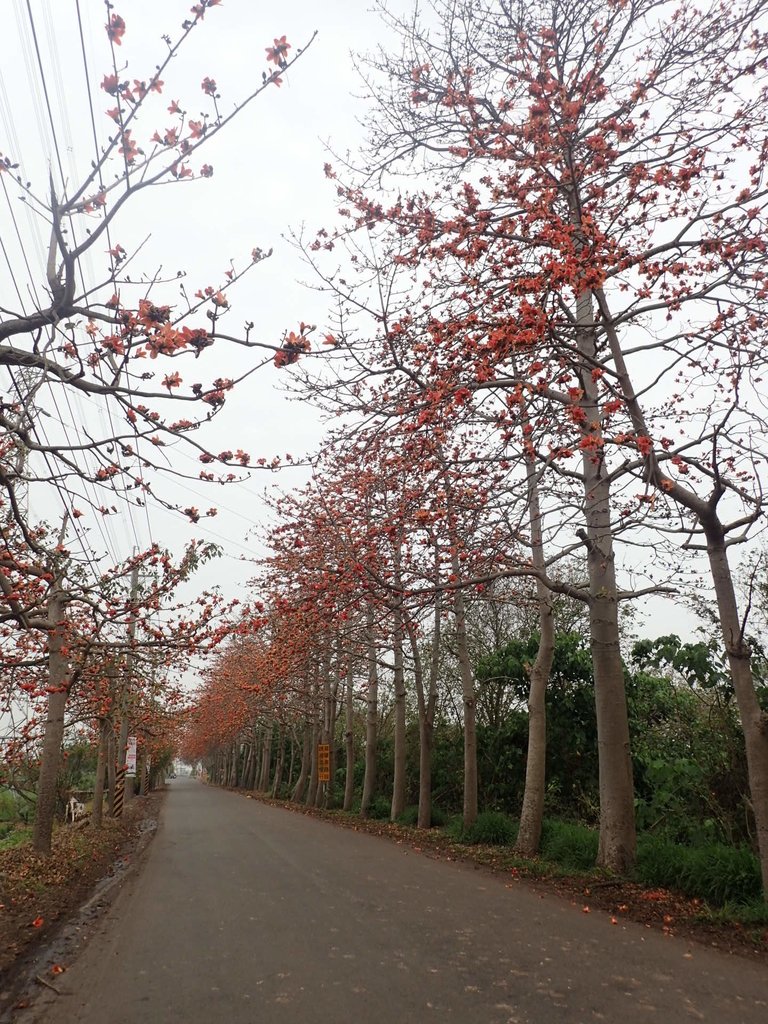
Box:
445;814;465;841
430;805;448;828
396;804;449;828
397;806;419;826
451;810;517;846
540;819;599;870
366;796;392;820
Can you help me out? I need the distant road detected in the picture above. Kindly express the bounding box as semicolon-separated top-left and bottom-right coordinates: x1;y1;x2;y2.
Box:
23;778;768;1023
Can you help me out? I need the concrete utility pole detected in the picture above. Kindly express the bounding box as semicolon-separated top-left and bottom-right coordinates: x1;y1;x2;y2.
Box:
31;581;68;854
114;564;139;817
92;657;117;827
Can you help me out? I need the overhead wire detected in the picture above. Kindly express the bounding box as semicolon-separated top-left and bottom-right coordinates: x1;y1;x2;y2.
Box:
72;0;157;554
14;3;124;576
2;2;260;590
9;2;152;567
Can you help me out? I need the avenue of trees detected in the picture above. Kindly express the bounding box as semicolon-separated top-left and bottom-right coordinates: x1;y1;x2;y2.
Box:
3;0;768;910
185;0;768;901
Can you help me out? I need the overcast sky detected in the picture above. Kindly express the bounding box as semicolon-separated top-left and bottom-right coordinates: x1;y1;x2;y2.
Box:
1;0;412;648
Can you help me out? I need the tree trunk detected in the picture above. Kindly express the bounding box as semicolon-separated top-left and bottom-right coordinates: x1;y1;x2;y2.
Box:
515;450;555;857
272;725;286;798
574;283;636;874
258;725;273;792
705;522;768;894
306;718;320;806
343;655;356;812
407;608;438;829
230;741;241;788
439;468;479;829
242;732;256;791
453;582;478;829
317;644;333;809
287;727;298;793
361;605;379;817
327;672;339;808
91;717;110;828
32;587;69;855
390;592;407;822
599;283;768;891
106;729;117;812
291;718;312;802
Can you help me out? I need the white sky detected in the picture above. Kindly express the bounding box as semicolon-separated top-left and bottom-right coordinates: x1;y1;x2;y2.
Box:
1;0;410;666
0;0;708;702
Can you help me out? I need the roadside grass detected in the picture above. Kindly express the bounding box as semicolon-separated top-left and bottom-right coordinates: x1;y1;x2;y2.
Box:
0;826;32;851
446;810;518;846
439;813;763;910
635;834;762;906
274;789;764;915
396;805;448;828
540;819;599;871
697;898;768;932
0;793;162;977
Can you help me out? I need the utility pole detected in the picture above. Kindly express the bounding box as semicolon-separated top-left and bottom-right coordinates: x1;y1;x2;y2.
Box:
92;656;116;827
31;581;68;854
113;563;139;817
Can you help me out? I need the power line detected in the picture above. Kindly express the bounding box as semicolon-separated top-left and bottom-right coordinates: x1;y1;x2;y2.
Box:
24;0;68;197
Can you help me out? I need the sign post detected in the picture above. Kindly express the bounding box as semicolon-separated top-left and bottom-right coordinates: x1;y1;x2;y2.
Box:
126;736;138;776
317;744;330;782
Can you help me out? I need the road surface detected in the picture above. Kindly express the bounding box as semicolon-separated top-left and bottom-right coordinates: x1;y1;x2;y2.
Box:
21;778;768;1023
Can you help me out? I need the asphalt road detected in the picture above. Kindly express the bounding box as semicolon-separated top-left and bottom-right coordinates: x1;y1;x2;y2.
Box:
22;778;768;1023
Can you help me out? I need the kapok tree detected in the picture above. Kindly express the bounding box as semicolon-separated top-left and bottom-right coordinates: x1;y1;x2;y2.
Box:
293;218;596;842
318;0;768;880
0;514;233;853
0;4;315;533
267;412;540;828
295;218;658;851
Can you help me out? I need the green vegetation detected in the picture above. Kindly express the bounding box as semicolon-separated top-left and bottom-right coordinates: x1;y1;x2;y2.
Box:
447;810;518;846
322;629;766;910
0;825;33;850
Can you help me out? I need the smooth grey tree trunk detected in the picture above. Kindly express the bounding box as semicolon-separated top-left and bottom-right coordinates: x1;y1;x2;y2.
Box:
574;282;636;873
91;717;110;828
453;581;478;829
291;718;312;802
390;591;407;821
515;449;555;857
242;732;255;791
361;605;379;817
258;725;273;791
439;464;479;829
343;655;356;812
407;607;438;829
306;718;320;806
286;727;297;794
598;284;768;892
704;525;768;893
317;645;333;808
271;725;286;797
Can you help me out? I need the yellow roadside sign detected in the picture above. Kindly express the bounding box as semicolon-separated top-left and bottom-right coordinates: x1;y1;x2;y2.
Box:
318;743;331;782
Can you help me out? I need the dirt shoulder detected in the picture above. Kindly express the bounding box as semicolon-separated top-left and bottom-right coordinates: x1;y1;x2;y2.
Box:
242;793;768;966
0;791;164;1015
